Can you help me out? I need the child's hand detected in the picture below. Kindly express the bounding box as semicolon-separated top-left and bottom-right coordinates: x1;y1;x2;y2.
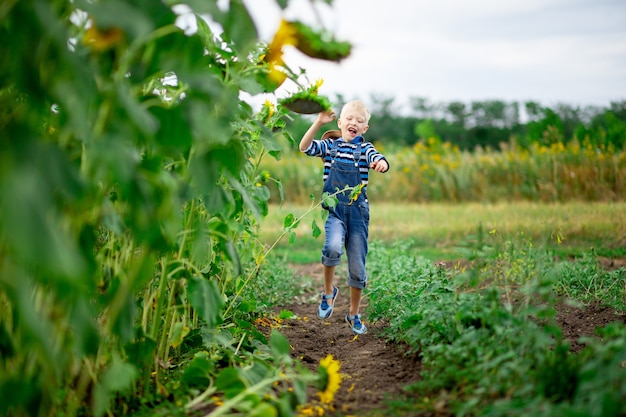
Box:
317;110;336;124
370;159;389;172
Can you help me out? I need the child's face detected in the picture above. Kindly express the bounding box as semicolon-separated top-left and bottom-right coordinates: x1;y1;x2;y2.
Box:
338;107;369;141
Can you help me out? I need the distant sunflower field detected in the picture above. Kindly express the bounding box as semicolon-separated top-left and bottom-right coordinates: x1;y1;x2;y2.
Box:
261;136;625;204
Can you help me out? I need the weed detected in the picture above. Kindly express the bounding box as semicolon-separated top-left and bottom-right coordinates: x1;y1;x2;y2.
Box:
365;238;626;416
552;252;626;310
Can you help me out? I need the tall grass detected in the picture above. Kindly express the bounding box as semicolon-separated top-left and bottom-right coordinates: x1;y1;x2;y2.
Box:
262;137;626;204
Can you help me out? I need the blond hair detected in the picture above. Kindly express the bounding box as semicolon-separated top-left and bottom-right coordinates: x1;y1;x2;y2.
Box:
340;100;371;123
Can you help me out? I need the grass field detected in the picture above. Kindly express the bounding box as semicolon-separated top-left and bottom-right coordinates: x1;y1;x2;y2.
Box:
259;201;626;263
261;138;626;205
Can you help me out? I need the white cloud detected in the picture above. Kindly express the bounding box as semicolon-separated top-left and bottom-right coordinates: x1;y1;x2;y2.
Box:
243;0;626;108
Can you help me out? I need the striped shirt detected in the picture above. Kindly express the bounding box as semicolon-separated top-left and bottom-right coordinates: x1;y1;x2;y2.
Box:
303;136;388;189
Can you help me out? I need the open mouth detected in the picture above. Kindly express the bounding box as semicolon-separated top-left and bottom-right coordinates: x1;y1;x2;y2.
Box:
348;127;358;135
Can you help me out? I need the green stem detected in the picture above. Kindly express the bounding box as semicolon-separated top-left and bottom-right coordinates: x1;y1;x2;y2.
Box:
150;258;168;341
156;279;178;365
204;373;297;417
252;147;266;180
169;258;204;277
140;285;153;334
233;333;246;357
184;381;216;411
178;199;197;260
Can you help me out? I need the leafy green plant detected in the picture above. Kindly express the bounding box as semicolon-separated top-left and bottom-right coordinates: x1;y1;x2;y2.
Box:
365;238;626;416
0;0;353;416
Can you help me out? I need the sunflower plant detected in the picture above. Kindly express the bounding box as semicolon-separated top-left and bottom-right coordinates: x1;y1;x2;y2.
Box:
288;20;352;62
317;354;342;404
0;0;352;416
295;354;343;417
279;78;333;114
264;17;349;115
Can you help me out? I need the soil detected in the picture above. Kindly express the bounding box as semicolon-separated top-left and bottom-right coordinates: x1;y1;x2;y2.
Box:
269;261;626;416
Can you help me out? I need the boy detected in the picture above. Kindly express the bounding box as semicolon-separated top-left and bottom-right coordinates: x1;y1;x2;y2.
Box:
299;100;389;335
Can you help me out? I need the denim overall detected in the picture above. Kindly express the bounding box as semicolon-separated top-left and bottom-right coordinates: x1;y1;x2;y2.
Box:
321;139;370;289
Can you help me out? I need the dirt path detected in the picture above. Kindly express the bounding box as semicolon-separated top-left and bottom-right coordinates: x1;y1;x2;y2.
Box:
271;262;625;416
273;263;421;416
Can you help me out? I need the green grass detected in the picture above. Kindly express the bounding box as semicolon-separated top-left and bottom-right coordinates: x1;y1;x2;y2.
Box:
259;201;626;263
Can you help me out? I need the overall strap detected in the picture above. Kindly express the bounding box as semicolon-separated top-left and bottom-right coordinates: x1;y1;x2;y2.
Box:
353;142;362;166
329;139;338;159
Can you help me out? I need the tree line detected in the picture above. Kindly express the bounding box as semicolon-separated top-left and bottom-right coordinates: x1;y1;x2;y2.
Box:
287;95;626;151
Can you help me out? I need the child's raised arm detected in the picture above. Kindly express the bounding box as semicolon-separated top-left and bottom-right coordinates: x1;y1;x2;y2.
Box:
299;110;336;152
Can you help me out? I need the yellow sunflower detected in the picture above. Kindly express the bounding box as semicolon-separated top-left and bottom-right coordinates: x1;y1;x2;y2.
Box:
262;99;276;121
311;78;324;94
317;354;342;404
267;62;287;87
266;19;298;64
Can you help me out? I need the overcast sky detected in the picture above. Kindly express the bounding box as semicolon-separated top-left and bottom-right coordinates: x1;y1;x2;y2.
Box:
240;0;626;110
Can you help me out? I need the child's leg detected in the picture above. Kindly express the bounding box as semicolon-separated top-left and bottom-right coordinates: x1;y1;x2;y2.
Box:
349;286;362;316
318;265;338;319
345;203;368;319
323;265;336;296
321;212;343;297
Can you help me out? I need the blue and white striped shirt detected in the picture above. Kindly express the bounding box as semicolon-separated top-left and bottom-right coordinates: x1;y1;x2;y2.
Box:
303;136;388;189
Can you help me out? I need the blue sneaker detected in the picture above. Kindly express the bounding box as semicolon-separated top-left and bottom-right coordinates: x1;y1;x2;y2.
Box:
345;314;367;335
318;286;338;319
